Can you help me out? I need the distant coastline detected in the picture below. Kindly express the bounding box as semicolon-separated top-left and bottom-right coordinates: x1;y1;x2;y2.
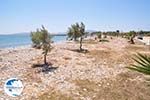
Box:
0;32;67;36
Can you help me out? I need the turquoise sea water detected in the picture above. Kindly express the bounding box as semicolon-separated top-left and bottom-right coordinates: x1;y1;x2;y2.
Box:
0;33;67;48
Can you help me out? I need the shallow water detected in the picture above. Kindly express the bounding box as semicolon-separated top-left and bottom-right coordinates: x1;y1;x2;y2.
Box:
0;33;67;48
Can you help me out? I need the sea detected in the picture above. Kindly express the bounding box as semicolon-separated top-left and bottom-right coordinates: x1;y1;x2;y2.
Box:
0;33;67;48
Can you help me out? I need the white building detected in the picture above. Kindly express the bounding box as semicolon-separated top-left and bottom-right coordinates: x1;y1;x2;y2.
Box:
136;36;150;45
143;36;150;45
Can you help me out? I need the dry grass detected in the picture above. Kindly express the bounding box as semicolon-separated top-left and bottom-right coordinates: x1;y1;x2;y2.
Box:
37;89;73;100
125;44;149;52
73;72;150;100
88;49;134;67
66;39;98;44
83;39;98;44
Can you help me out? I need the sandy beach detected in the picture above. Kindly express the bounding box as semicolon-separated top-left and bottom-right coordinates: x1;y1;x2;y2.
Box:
0;37;150;100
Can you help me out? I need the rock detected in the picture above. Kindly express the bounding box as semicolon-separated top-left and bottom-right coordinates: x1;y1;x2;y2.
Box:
83;88;87;91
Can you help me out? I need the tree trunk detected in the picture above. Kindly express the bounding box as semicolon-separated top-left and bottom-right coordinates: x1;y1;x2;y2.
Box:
130;35;135;44
130;38;134;44
44;54;47;65
80;37;83;51
74;36;77;41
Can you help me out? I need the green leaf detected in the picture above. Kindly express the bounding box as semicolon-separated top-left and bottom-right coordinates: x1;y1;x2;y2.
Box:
127;53;150;75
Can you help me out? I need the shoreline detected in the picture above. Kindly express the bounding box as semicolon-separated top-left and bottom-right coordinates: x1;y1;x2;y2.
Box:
0;40;68;50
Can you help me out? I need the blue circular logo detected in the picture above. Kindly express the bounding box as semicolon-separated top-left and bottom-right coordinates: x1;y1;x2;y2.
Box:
4;78;23;97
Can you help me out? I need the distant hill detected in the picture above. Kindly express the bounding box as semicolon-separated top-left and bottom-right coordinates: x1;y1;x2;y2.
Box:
51;32;67;36
86;30;97;33
0;30;96;36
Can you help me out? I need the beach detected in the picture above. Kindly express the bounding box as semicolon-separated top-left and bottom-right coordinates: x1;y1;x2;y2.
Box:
0;37;150;100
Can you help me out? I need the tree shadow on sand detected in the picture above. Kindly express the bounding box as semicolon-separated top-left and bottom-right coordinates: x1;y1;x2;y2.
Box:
32;63;58;74
64;48;89;54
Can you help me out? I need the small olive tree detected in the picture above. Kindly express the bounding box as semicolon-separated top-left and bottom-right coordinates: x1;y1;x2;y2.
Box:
96;32;102;41
128;31;136;44
67;22;86;51
31;25;52;65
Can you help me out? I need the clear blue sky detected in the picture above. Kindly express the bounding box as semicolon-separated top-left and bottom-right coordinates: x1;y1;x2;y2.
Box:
0;0;150;34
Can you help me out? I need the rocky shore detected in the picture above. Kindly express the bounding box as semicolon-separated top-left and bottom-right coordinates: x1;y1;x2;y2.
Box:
0;37;150;100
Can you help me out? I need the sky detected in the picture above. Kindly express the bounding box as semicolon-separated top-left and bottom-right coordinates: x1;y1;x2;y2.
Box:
0;0;150;34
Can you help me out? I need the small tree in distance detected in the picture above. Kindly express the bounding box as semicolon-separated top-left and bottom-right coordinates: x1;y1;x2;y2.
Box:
67;22;86;51
116;30;120;37
31;25;52;65
128;31;136;44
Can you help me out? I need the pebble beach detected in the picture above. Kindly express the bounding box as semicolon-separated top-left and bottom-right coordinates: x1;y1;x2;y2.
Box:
0;37;150;100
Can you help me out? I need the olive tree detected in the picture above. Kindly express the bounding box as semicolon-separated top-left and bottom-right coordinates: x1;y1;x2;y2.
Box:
31;25;52;65
67;22;86;51
128;31;136;44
